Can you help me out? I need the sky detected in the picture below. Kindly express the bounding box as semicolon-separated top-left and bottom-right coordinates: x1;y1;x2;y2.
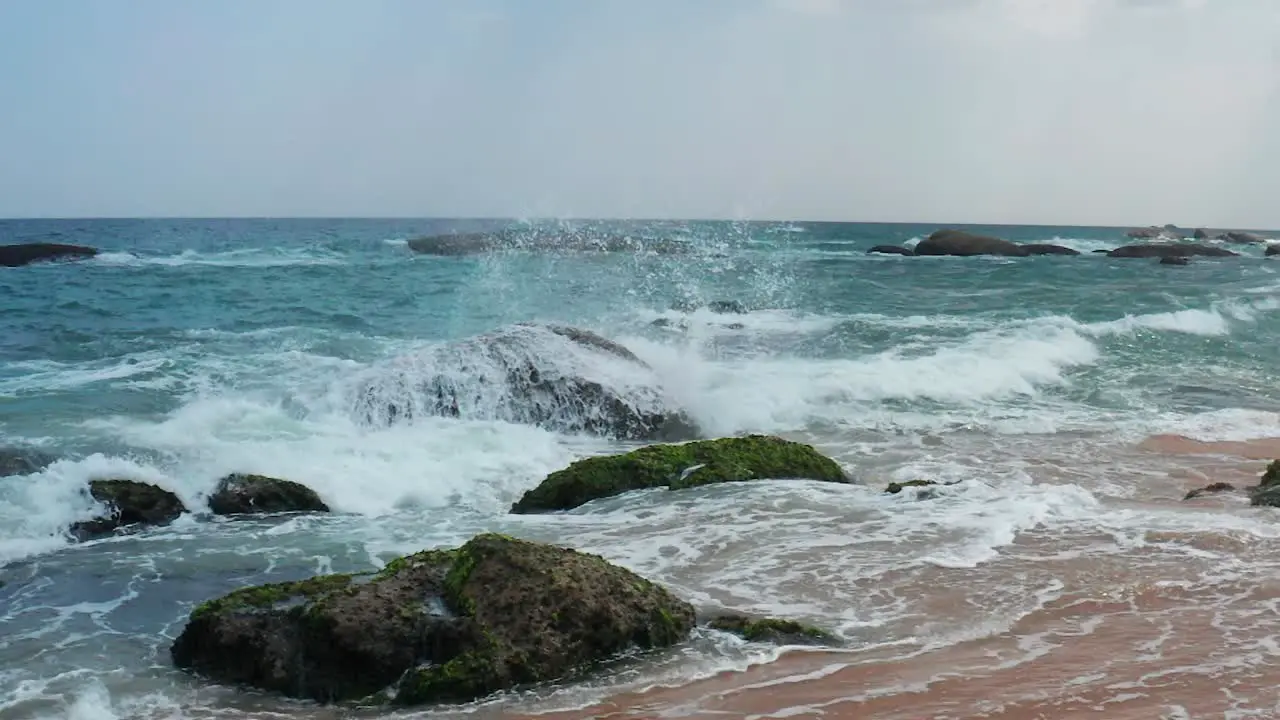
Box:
0;0;1277;226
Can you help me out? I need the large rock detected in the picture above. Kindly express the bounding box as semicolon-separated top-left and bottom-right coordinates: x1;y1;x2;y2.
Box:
349;324;697;441
1193;228;1210;240
170;534;695;705
1021;243;1081;256
913;230;1028;257
1107;243;1238;259
867;245;914;256
510;435;850;514
0;447;55;477
1267;245;1280;257
0;243;98;267
208;474;329;516
1126;226;1163;239
70;479;187;541
1218;231;1268;244
1160;256;1190;266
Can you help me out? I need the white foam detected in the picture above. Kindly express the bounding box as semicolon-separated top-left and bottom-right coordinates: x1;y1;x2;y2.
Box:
94;247;343;268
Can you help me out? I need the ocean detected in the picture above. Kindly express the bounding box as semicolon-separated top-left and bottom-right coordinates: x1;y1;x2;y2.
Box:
2;218;1279;719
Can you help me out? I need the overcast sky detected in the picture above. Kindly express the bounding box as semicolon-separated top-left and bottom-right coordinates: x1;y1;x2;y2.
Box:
1;0;1277;226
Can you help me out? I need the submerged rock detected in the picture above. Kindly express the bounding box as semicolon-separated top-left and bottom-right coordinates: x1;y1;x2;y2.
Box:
0;243;98;267
1022;243;1081;256
170;534;694;706
884;479;941;494
70;479;186;541
914;230;1028;257
1183;482;1236;500
510;435;850;514
349;324;697;441
1160;256;1190;266
708;614;837;646
1266;245;1280;257
208;474;329;516
867;245;914;256
0;448;55;477
1107;243;1237;259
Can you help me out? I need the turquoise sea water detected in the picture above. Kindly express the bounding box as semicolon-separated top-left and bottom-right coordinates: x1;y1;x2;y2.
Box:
2;219;1280;718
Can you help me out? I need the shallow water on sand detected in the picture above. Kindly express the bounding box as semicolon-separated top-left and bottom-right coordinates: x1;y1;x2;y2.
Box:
3;218;1280;718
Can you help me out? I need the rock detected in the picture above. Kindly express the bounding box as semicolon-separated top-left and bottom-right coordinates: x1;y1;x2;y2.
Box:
1267;245;1280;257
1107;244;1238;259
913;230;1028;257
1259;460;1280;488
1194;228;1210;240
705;300;747;315
1159;256;1190;266
0;243;98;267
349;324;698;441
1021;243;1081;256
0;448;55;477
510;435;850;514
1126;227;1163;239
170;533;694;706
1091;249;1112;254
70;479;186;541
1217;231;1268;244
867;245;914;256
208;474;329;516
885;479;940;494
1183;482;1236;500
708;614;837;646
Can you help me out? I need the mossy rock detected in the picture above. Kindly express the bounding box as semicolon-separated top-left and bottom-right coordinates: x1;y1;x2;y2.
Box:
1183;482;1236;500
708;614;837;646
207;473;329;516
171;534;695;706
1260;460;1280;489
510;435;849;514
69;479;187;541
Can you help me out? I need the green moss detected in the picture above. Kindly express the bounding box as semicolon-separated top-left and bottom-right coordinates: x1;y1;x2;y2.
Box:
708;615;836;644
191;573;357;620
884;479;938;494
1261;460;1280;488
511;435;848;513
376;548;456;581
394;639;504;705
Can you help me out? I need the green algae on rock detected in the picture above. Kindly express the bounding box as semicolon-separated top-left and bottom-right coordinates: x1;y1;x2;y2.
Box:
708;614;837;646
207;473;329;516
170;534;695;706
69;479;187;541
510;435;849;514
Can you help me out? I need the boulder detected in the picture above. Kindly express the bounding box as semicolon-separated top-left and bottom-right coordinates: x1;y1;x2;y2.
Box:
867;245;914;256
0;447;55;477
1107;244;1238;259
913;230;1028;257
1183;482;1236;500
708;614;837;646
1243;461;1280;507
349;324;698;441
884;479;941;494
208;474;329;516
1267;245;1280;257
1193;228;1210;240
510;435;849;514
1159;256;1190;266
1021;243;1081;256
170;534;695;706
0;243;98;267
70;479;186;541
1217;231;1268;244
1126;227;1163;239
705;300;747;315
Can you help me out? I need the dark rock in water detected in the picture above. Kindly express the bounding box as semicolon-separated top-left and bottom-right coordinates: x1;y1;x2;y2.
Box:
406;231;691;256
708;614;836;646
170;533;695;705
511;435;849;514
1260;460;1280;488
1183;482;1236;500
914;230;1029;257
885;479;940;494
706;300;747;315
1267;245;1280;257
0;243;98;267
1092;249;1112;254
1218;231;1268;244
1160;256;1190;266
1022;243;1081;256
208;474;329;516
1107;243;1238;259
0;448;55;477
726;322;746;330
1126;227;1162;239
1194;228;1210;240
867;245;914;256
350;324;697;441
70;479;186;541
